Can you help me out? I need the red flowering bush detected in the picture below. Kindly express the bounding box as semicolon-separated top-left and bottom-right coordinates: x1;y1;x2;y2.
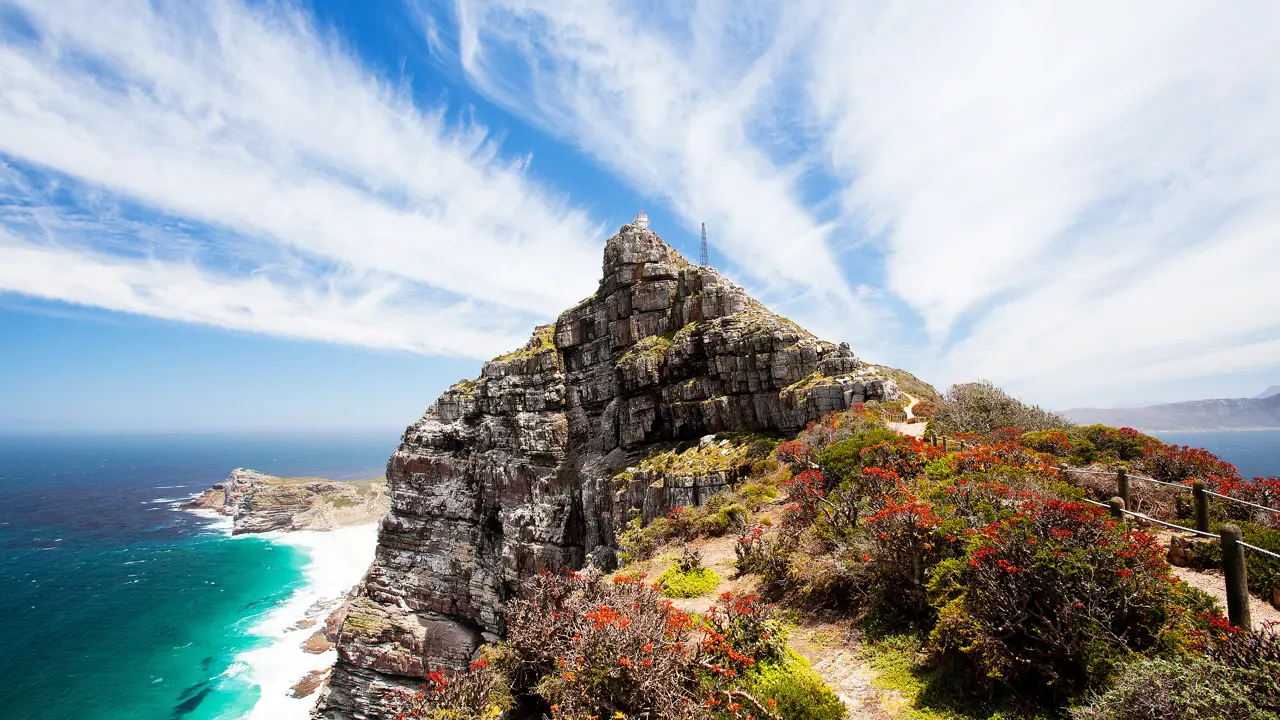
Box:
928;499;1185;698
948;442;1053;475
864;488;943;614
734;525;795;594
1141;443;1239;485
381;656;510;719
911;399;938;419
857;437;943;479
503;571;789;720
774;440;816;469
780;468;826;530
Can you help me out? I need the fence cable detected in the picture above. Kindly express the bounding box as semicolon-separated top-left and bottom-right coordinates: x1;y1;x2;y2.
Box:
946;441;1280;512
1238;541;1280;561
1203;490;1280;515
1079;498;1220;539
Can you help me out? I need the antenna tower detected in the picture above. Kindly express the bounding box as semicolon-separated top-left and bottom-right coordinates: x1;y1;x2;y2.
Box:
699;223;709;266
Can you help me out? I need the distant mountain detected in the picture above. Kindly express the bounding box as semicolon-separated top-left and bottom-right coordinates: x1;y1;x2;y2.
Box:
1256;385;1280;399
1063;393;1280;432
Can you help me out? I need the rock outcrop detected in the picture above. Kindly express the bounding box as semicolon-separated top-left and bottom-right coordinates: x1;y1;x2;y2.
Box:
183;468;389;534
318;223;898;718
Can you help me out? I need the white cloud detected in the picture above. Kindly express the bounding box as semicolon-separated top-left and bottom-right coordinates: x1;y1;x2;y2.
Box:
446;0;867;324
0;0;601;356
4;0;1279;407
808;1;1280;403
0;229;521;356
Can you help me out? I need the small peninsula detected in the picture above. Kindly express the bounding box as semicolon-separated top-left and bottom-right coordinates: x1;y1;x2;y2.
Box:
182;468;389;535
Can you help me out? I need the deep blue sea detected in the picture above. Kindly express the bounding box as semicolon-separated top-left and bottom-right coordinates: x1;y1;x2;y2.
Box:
1152;429;1280;479
0;431;398;720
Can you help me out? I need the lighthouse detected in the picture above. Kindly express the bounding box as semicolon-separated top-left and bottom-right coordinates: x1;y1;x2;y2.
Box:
633;210;649;230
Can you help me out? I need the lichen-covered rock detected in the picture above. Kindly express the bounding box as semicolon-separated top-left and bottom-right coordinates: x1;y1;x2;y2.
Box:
318;224;898;718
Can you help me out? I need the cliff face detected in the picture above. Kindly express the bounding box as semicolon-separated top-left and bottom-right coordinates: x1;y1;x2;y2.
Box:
183;468;389;534
319;224;898;718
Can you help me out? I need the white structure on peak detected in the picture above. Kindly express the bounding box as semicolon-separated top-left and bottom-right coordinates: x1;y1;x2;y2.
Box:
633;211;649;230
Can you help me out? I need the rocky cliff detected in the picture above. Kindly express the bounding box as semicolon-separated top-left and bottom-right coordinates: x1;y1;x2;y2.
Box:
183;468;389;534
318;223;898;718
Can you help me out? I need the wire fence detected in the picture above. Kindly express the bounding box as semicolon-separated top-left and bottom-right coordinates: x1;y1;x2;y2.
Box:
928;432;1279;628
941;438;1280;514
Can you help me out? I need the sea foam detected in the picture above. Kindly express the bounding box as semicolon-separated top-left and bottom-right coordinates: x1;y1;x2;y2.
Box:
236;524;379;720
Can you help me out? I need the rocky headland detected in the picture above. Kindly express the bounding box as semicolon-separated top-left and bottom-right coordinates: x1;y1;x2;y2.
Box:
317;222;900;718
183;468;390;535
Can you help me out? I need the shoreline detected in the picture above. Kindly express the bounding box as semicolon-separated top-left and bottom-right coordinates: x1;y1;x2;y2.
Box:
237;523;378;719
187;500;379;720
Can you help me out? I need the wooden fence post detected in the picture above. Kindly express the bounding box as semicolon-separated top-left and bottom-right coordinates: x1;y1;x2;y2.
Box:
1193;481;1210;533
1116;468;1130;508
1108;497;1126;521
942;438;950;452
1221;524;1252;630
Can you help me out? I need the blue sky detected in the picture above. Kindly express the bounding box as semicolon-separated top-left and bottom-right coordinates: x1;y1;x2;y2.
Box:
1;0;1278;432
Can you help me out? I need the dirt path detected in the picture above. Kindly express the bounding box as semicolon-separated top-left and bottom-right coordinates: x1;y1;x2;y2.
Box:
887;393;927;440
790;622;905;718
1149;526;1280;629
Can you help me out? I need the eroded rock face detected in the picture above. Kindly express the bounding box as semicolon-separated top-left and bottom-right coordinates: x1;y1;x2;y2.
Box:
318;225;898;718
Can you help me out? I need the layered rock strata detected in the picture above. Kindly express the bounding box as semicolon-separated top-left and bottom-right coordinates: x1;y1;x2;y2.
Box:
183;468;389;534
319;224;898;718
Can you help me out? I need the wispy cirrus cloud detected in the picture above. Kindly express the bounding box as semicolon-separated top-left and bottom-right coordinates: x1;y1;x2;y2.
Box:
807;1;1280;404
446;0;1280;405
441;0;876;341
0;0;601;357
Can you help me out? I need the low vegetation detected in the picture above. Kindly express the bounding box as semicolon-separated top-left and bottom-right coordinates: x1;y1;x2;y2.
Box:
491;324;556;363
928;380;1072;437
383;572;843;720
395;378;1280;720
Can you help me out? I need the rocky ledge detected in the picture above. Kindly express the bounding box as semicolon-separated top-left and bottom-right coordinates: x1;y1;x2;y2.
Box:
318;222;898;718
183;468;390;535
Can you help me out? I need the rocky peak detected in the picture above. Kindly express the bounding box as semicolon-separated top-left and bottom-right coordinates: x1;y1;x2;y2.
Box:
317;224;899;719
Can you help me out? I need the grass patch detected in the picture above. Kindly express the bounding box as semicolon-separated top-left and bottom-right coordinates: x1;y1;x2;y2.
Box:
745;649;847;720
331;497;358;508
859;628;1048;720
656;564;721;598
492;324;555;362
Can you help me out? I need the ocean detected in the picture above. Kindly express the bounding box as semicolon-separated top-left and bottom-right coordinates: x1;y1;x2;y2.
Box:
0;432;397;720
1152;429;1280;479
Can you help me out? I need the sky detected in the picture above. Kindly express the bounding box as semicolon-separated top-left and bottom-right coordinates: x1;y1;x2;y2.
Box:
1;0;1278;432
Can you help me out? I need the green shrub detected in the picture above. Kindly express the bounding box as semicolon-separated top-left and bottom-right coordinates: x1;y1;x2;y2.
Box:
1071;656;1277;720
699;502;749;536
817;428;901;484
738;483;780;510
931;380;1072;436
1019;429;1098;464
1076;425;1160;462
617;516;667;565
745;650;848;720
657;564;721;598
1170;518;1280;600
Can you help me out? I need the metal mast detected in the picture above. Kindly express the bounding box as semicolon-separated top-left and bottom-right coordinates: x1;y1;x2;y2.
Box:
699;223;709;266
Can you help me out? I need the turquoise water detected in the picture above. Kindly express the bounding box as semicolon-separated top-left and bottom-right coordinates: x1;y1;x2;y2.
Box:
0;432;396;720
